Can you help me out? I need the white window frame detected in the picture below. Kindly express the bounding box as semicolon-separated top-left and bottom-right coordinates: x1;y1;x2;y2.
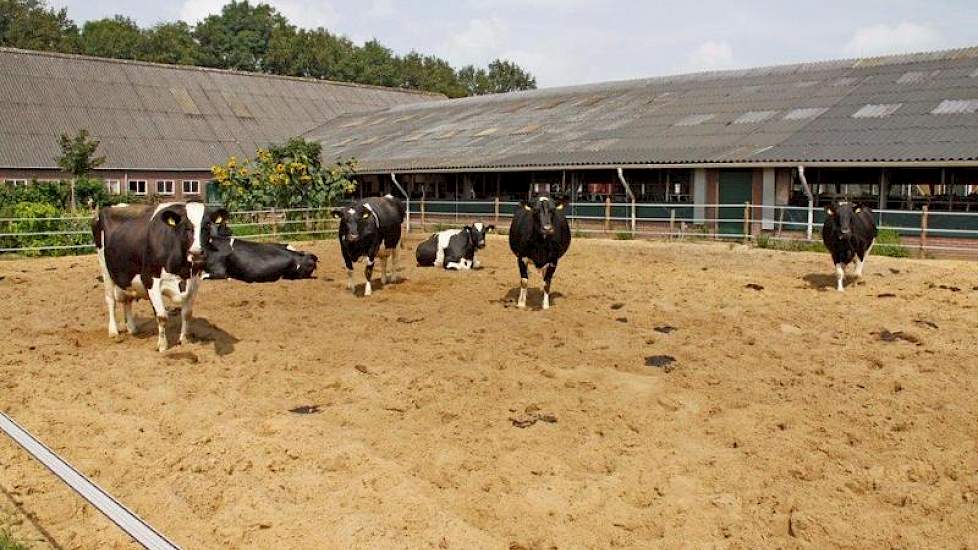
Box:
105;179;121;195
5;179;27;186
129;180;147;195
156;180;175;196
182;180;200;195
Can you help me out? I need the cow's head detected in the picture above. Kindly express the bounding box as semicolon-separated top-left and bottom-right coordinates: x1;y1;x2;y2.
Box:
287;251;319;280
468;222;495;249
331;203;378;244
825;200;863;241
155;202;230;268
519;196;567;239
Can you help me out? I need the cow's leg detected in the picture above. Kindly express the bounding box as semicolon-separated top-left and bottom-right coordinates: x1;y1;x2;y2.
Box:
472;254;480;269
97;250;121;336
517;257;529;308
389;246;400;282
364;256;375;296
343;256;355;293
380;253;389;284
123;299;137;335
147;279;169;352
542;264;557;310
179;278;199;345
835;263;846;292
854;239;874;280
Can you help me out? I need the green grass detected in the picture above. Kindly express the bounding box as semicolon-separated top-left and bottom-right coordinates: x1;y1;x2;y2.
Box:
615;231;634;240
755;228;910;258
874;228;911;258
0;529;29;550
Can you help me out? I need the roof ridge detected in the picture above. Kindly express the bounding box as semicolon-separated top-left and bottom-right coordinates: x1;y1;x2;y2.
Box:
0;46;444;98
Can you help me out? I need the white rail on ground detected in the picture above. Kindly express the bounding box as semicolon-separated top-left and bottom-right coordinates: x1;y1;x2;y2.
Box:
0;412;181;550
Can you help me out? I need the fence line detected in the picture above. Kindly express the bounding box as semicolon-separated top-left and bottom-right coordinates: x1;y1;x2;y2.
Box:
3;202;978;257
0;412;181;550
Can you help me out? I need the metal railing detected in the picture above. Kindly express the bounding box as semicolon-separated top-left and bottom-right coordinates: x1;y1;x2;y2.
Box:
2;201;978;258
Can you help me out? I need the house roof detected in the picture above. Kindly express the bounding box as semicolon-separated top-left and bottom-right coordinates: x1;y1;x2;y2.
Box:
0;47;441;171
305;46;978;173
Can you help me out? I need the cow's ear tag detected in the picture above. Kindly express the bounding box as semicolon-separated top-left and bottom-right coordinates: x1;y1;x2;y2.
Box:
214;215;224;224
555;203;565;211
826;207;835;217
855;207;862;214
166;216;177;227
523;205;532;211
361;212;370;219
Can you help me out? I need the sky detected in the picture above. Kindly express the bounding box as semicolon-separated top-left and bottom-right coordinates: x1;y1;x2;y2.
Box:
48;0;978;88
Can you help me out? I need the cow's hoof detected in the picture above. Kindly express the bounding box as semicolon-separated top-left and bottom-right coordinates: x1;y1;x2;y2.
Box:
108;328;119;337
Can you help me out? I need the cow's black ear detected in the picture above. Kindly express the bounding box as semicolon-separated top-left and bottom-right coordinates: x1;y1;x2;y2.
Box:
519;200;531;212
210;208;230;225
330;208;343;219
161;210;181;228
487;224;495;232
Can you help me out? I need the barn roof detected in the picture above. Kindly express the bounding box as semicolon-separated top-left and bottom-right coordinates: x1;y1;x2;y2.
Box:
306;46;978;173
0;47;442;171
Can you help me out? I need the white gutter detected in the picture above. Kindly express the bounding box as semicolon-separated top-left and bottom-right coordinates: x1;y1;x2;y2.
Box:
616;167;636;232
797;166;815;241
0;412;181;550
390;173;410;232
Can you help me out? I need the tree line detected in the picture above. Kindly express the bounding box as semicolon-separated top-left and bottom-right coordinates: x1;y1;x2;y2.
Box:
0;0;537;97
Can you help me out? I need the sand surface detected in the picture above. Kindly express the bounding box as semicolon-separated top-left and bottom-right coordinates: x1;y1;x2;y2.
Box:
1;235;977;549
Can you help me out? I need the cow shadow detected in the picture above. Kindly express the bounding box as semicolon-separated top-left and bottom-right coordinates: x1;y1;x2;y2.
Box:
132;315;239;356
502;287;564;310
803;272;859;291
351;277;408;297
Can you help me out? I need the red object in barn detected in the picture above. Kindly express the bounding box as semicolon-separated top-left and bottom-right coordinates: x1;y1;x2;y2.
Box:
588;183;613;195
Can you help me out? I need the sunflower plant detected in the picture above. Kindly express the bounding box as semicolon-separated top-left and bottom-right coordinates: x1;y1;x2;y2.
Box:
211;137;357;212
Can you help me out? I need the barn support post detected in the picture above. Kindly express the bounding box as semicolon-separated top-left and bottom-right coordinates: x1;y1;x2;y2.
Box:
743;202;751;243
669;209;676;239
494;196;500;224
616;167;636;234
420;196;426;231
390;173;409;233
797;166;814;240
920;205;929;255
604;197;612;233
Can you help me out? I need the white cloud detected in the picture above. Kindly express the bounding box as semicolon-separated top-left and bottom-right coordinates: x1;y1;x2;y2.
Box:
685;41;734;72
178;0;338;28
366;0;395;19
843;22;945;57
444;16;509;66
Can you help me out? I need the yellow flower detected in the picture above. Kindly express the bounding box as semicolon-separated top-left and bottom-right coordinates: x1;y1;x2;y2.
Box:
227;156;237;169
239;168;248;176
275;163;286;174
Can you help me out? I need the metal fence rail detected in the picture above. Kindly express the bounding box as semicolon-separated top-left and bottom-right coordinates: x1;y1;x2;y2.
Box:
2;202;978;258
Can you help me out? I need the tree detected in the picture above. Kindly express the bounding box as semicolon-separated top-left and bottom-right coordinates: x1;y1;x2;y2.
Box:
193;0;290;71
79;15;141;59
483;59;537;94
139;21;196;65
57;129;105;210
0;0;78;52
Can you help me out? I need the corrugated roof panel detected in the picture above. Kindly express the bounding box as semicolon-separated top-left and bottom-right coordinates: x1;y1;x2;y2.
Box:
931;98;978;114
852;103;903;118
733;110;778;124
784;107;830;120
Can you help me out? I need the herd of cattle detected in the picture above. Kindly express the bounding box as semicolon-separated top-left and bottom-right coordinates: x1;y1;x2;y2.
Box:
91;194;875;351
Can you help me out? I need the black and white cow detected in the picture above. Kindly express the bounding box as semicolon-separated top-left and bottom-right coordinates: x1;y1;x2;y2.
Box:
509;196;571;309
415;222;494;270
92;202;229;351
204;236;318;282
821;199;878;292
331;194;405;296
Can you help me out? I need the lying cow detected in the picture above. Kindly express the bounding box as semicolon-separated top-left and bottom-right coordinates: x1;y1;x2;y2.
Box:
821;199;878;292
92;202;229;351
415;222;494;270
509;196;571;309
205;236;318;282
332;194;405;296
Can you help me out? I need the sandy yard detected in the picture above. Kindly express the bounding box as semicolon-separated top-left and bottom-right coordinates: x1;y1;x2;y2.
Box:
1;234;977;549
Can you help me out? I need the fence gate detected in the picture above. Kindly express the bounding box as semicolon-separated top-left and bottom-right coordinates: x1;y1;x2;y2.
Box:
718;171;753;235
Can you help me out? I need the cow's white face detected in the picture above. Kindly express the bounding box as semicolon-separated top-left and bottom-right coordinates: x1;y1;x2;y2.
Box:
154;202;229;267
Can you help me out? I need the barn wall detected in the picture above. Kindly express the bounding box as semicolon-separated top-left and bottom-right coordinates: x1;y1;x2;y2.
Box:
1;169;213;201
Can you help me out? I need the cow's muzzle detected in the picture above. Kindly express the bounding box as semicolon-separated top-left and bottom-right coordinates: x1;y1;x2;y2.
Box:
542;224;554;235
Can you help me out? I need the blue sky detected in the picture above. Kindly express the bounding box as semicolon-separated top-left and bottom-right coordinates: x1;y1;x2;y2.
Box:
49;0;978;87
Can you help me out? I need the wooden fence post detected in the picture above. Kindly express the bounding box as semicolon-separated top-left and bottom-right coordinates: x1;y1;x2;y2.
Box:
920;205;929;255
604;197;612;233
743;202;751;243
777;207;785;238
494;196;500;225
669;209;676;240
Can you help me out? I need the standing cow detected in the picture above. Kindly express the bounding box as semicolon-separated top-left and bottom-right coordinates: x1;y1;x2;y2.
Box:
509;196;571;309
92;202;229;351
415;222;494;270
821;199;878;292
332;195;405;296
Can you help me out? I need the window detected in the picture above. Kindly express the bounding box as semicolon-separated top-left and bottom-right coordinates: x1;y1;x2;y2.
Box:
129;180;147;195
852;103;902;118
182;180;200;195
4;179;27;186
105;179;121;194
156;180;175;195
733;111;778;124
932;99;978;115
784;107;829;121
674;113;715;127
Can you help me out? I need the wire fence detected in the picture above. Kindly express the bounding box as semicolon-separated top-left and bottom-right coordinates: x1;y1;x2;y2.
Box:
2;200;978;259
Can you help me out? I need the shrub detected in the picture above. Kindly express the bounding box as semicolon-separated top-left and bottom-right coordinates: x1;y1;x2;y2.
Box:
0;528;29;550
0;201;91;256
615;231;634;240
875;228;910;258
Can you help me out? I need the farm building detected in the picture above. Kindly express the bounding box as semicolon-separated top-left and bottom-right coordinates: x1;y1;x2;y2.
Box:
0;47;441;201
307;46;978;237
